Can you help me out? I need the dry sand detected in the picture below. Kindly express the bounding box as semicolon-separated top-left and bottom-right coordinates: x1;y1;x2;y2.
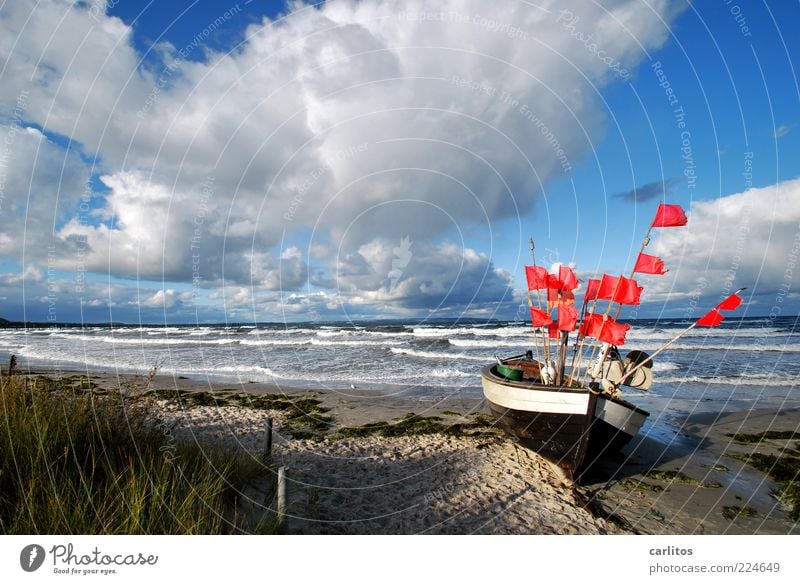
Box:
157;399;616;534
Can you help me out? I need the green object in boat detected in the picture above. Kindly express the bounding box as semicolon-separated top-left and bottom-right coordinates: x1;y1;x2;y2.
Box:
496;364;523;381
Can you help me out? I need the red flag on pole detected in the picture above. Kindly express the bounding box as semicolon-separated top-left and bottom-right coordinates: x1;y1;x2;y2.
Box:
596;274;617;300
558;265;579;291
548;322;560;339
651;203;688;227
615;278;643;305
633;252;668;275
579;313;603;338
557;304;578;332
597;318;631;345
525;266;550;290
584;278;600;301
716;293;742;311
696;309;724;327
597;274;642;305
529;307;553;327
547;285;560;309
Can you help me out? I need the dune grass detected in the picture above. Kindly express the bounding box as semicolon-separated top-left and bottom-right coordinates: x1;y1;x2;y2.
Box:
0;371;274;534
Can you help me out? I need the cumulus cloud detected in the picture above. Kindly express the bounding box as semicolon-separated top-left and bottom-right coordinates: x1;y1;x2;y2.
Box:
647;178;800;311
0;0;683;318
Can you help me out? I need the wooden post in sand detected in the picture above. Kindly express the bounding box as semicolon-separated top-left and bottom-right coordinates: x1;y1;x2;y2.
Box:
264;418;273;458
277;466;286;534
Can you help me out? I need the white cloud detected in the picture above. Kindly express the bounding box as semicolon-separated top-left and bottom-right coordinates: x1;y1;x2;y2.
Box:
0;265;44;285
0;0;683;317
649;178;800;309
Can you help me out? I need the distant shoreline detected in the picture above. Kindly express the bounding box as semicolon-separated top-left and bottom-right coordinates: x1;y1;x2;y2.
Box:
1;315;796;328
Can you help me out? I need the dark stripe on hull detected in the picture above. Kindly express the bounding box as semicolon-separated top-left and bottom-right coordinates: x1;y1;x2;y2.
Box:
486;398;597;473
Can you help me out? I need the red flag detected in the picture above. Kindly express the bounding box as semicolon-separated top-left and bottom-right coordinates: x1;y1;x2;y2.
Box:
596;274;617;300
633;252;668;275
548;322;560;338
596;274;642;305
578;313;604;338
584;278;600;301
651;203;688;227
697;309;724;327
614;277;643;305
525;266;550;290
557;304;578;332
529;307;552;327
547;285;560;309
597;318;631;345
558;265;579;291
716;293;742;311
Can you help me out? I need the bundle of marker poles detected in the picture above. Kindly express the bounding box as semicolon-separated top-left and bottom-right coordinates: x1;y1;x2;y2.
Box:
527;238;552;382
568;224;655;387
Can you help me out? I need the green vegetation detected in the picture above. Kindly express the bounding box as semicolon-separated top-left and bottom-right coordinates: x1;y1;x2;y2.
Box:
0;374;275;534
727;430;800;444
643;470;722;489
616;479;664;493
722;505;759;521
150;388;333;436
730;452;800;521
333;412;499;439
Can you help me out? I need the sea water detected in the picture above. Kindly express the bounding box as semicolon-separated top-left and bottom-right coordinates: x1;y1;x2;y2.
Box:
1;316;797;427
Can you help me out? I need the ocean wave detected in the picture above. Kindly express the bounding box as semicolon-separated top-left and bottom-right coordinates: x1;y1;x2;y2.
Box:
247;327;316;336
390;347;489;361
412;326;529;338
448;338;526;348
652;361;680;372
657;374;798;387
632;342;800;353
239;339;310;347
46;333;239;346
626;327;785;341
309;338;402;347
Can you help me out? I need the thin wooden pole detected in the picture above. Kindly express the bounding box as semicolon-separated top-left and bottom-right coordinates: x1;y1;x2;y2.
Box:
264;418;273;459
567;301;589;387
528;238;552;378
584;226;656;386
277;466;286;534
525;292;543;370
613;226;654;322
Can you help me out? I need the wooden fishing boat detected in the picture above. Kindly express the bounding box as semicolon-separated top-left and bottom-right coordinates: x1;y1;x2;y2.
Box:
481;206;748;476
481;357;649;474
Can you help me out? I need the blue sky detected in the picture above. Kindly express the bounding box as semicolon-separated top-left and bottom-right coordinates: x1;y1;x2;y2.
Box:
0;0;798;323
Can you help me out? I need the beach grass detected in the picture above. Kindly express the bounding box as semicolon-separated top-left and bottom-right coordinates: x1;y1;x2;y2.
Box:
0;372;275;534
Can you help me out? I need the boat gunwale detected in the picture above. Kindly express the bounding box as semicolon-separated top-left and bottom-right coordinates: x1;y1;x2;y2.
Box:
480;363;650;417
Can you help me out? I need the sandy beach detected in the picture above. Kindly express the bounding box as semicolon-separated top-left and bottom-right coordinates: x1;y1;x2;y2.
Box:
15;366;800;535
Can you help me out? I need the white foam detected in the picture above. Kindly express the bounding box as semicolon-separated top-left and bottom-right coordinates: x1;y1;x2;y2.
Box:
657;374;798;387
239;339;310;347
412;326;529;338
46;333;239;346
390;347;489;361
448;338;526;348
652;361;680;372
